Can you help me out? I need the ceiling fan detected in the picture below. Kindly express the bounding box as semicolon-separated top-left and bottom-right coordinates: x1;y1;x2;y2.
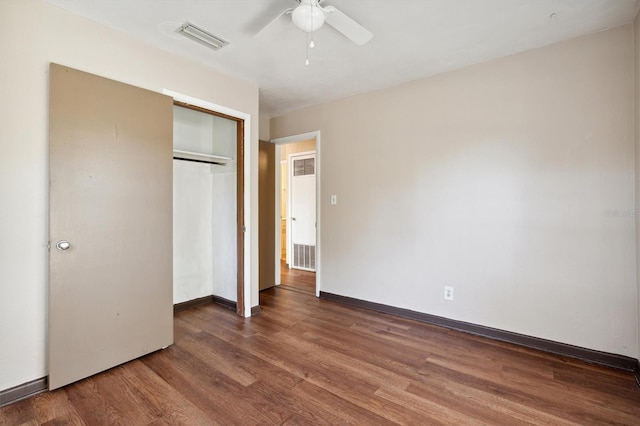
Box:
256;0;373;46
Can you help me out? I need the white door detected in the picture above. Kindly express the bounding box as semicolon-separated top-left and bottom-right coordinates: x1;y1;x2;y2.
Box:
49;64;174;390
289;153;316;271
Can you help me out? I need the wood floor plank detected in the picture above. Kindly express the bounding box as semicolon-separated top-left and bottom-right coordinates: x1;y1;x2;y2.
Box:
420;357;640;425
247;379;353;424
374;385;485;425
63;376;133;425
117;360;215;425
195;324;408;423
39;411;86;426
141;345;277;425
31;389;84;425
2;266;640;424
406;370;581;425
286;379;398;425
271;329;412;390
298;317;437;370
0;398;38;426
178;333;259;387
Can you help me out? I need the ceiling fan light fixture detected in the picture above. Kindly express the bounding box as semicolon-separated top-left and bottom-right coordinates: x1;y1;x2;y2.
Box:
292;2;325;32
176;22;229;50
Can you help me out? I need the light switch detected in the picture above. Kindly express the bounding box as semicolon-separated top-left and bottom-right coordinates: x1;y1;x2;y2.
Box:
331;195;337;205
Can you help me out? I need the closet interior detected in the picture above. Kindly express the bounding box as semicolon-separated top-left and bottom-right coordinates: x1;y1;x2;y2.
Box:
172;105;238;305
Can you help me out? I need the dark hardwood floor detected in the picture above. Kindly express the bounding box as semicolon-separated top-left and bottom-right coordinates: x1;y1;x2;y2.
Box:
2;286;640;425
278;261;316;295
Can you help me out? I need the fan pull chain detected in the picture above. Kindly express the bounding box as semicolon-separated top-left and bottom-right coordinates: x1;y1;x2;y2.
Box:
309;3;315;48
305;32;310;66
305;2;316;65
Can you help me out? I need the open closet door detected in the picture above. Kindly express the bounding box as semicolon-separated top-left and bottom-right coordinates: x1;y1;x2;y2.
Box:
48;64;174;390
258;140;276;290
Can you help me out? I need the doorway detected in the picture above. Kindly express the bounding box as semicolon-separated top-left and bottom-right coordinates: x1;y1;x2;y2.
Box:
271;131;321;297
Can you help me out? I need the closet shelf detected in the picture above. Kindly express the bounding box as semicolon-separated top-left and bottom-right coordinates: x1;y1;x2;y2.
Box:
173;149;231;165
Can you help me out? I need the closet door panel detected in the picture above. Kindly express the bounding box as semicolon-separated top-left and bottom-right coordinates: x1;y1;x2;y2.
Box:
49;64;173;390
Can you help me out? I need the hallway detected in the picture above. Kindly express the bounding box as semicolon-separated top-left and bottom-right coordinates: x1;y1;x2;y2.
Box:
278;261;315;295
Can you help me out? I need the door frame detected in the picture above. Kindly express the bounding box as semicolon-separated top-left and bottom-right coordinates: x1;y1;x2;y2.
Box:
287;150;316;271
271;131;321;297
165;89;252;317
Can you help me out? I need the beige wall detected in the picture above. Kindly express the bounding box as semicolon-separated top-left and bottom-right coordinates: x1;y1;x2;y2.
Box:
635;10;640;365
259;113;271;141
0;0;259;391
272;25;637;357
280;139;317;161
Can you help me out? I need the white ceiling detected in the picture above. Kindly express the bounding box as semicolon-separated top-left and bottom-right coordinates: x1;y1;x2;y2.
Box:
48;0;639;117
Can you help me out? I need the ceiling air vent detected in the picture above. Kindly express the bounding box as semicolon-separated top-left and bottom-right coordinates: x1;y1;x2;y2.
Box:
176;22;229;51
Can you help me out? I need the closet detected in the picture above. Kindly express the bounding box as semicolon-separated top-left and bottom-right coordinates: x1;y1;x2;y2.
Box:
173;105;238;304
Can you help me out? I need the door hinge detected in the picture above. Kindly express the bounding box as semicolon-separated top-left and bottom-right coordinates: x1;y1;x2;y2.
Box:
243;225;246;233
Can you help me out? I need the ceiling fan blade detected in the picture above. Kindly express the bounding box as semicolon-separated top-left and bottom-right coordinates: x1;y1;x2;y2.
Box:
323;5;373;46
254;7;294;37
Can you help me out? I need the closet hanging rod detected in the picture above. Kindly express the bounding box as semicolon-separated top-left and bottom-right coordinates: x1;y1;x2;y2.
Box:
173;156;226;166
172;149;231;165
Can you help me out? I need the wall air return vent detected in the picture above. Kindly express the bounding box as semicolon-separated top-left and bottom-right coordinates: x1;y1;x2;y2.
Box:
293;244;316;271
293;158;315;176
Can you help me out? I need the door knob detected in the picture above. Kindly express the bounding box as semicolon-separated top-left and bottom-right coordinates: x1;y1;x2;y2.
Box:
56;240;70;251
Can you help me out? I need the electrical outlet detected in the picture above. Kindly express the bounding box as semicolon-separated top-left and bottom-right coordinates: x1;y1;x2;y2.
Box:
444;286;454;301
